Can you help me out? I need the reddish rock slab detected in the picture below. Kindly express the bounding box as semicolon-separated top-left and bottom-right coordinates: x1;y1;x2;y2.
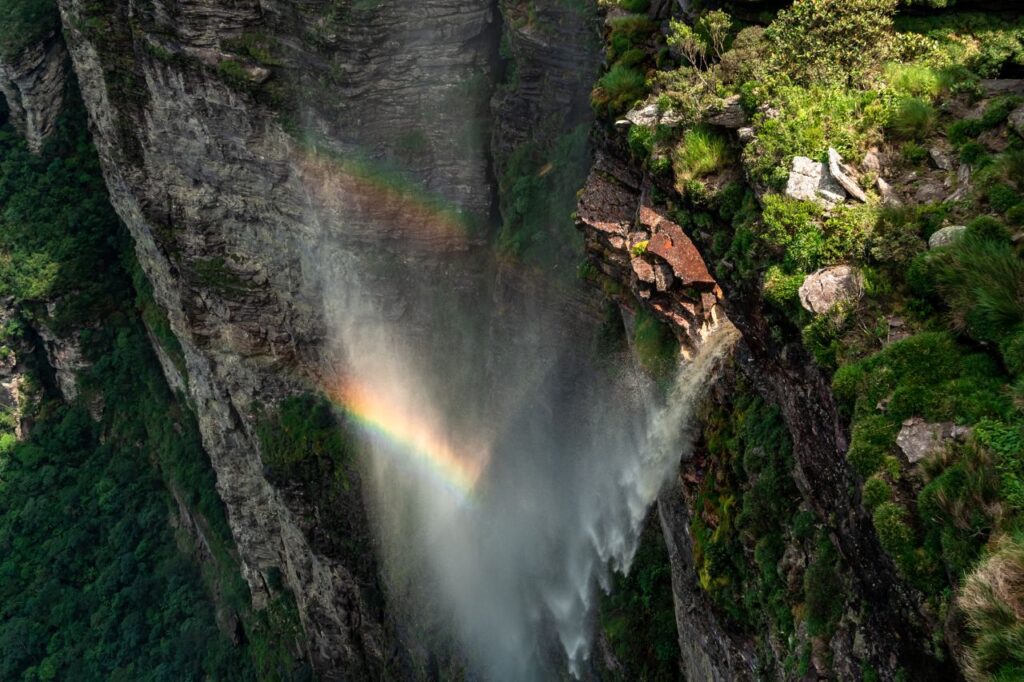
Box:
642;206;716;287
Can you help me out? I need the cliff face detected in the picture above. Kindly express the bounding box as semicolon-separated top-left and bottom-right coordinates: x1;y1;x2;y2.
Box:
0;29;67;153
46;0;607;676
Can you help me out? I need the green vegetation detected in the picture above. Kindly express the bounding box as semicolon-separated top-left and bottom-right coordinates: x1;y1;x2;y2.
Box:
671;125;728;184
0;0;58;60
498;125;590;269
590;0;1024;674
632;306;678;381
592;64;647;116
689;386;847;672
258;393;353;489
0;86;309;680
600;516;681;681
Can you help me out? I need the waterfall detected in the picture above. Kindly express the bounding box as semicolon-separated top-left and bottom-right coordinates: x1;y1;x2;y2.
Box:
301;219;737;677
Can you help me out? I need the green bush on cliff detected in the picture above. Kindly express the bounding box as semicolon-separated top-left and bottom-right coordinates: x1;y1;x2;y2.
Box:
600;516;681;681
764;0;897;87
257;393;353;488
671;125;728;184
592;64;647;116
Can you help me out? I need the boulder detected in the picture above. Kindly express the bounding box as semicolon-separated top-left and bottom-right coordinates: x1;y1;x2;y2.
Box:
896;418;972;464
798;265;863;314
786;156;846;208
928;225;966;249
877;177;901;206
640;205;716;287
929;142;955;171
620;102;659;128
862;149;882;174
1009;104;1024;139
707;94;747;128
828;148;868;203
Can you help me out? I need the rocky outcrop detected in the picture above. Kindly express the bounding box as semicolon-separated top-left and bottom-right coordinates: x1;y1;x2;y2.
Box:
0;30;67;153
929;224;967;249
577;150;724;351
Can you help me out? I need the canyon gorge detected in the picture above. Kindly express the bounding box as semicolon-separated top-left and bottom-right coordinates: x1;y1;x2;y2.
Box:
1;0;1023;680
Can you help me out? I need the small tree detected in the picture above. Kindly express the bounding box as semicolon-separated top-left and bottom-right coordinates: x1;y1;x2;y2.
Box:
667;10;732;75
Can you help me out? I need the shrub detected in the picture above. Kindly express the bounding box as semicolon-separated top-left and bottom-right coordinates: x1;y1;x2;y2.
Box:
863;475;894;511
672;125;729;183
884;62;943;99
617;0;649;11
958;534;1024;682
257;393;353;488
890;97;937;140
966;215;1011;243
0;0;59;60
999;330;1024;377
847;414;898;477
867;205;932;266
764;0;898;87
760;194;822;250
935;232;1024;343
901;141;929;164
873;502;915;564
803;537;844;638
592;64;647;115
987;184;1020;214
762;265;805;311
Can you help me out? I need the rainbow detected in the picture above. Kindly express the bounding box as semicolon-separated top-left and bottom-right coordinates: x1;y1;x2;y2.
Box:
327;381;488;503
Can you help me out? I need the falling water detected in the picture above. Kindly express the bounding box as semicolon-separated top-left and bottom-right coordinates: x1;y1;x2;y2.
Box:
299;212;738;677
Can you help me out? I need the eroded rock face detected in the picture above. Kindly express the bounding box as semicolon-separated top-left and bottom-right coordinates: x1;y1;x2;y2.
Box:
0;30;67;153
576;150;724;351
54;0;508;675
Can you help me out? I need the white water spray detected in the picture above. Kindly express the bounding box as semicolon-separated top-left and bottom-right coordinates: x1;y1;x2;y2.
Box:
302;215;737;677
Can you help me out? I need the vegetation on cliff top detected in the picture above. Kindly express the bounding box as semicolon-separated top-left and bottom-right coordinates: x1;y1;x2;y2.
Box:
594;0;1024;677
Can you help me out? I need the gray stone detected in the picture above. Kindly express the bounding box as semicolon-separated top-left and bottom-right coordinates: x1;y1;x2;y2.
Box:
828;148;868;203
1009;105;1024;138
928;225;967;249
798;265;863;314
877;177;901;206
707;94;747;128
896;418;972;463
653;261;675;292
929;143;955;171
621;102;659;127
786;156;847;207
737;126;755;143
862;149;882;174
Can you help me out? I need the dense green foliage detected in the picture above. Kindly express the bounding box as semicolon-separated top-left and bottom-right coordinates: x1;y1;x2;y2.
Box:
0;88;309;680
497;125;590;268
0;0;58;60
592;0;1024;675
600;516;681;681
